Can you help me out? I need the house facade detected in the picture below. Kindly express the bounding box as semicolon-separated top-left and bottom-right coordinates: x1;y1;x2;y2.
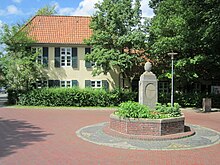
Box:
27;15;120;90
26;15;220;96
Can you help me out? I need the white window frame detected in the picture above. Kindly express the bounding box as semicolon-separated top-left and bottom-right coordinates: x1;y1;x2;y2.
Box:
60;80;72;88
159;81;169;93
91;62;96;67
36;80;48;89
32;47;43;64
60;47;72;67
91;80;102;88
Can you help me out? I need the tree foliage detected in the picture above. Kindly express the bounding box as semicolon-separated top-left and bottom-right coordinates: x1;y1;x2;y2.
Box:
0;24;46;90
148;0;220;85
85;0;148;87
0;4;56;90
35;5;57;16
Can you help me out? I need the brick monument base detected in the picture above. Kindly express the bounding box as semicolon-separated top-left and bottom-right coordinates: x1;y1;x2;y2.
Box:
110;114;185;136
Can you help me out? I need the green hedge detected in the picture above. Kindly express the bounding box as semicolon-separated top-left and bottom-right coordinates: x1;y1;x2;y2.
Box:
159;92;205;107
159;92;220;108
10;87;220;108
17;87;136;107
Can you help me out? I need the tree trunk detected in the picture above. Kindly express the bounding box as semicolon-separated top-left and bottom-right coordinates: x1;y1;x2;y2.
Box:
121;72;132;90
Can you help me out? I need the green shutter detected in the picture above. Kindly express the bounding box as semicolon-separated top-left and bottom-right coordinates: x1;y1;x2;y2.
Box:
42;80;48;88
48;80;54;87
55;47;60;67
85;80;91;87
54;80;60;87
43;47;48;67
85;48;91;54
72;48;78;68
102;80;109;91
72;80;78;87
48;80;60;87
85;48;92;68
85;61;92;68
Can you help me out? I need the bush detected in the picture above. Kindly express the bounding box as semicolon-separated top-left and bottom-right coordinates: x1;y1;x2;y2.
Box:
18;87;136;107
114;101;182;119
109;88;137;105
159;92;206;107
159;92;220;108
156;103;181;117
209;94;220;108
114;101;151;118
7;89;27;105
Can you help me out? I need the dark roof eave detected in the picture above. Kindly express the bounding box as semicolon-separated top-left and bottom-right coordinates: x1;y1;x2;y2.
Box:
31;42;89;47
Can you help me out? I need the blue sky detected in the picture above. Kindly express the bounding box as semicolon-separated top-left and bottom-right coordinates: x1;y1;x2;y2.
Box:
0;0;154;27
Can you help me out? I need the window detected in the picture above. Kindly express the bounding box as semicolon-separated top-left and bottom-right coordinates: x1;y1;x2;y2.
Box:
91;62;96;67
60;80;72;88
159;82;169;93
85;80;108;90
85;48;95;68
60;47;72;66
32;47;43;64
36;80;48;88
91;80;102;88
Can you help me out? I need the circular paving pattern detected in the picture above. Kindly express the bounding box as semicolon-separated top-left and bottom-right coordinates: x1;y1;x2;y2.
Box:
76;122;220;150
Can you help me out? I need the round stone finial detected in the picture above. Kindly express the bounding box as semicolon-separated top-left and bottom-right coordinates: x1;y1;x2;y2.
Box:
144;62;152;72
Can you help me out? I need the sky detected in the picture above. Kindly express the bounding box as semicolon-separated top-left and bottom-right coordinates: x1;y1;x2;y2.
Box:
0;0;154;27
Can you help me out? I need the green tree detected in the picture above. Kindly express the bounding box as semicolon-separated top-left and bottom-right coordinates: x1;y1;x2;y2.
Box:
85;0;148;88
14;5;57;28
0;4;56;90
148;0;220;86
36;5;57;15
0;24;46;90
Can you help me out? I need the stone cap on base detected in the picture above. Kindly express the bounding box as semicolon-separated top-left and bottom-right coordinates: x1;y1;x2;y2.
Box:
110;114;185;123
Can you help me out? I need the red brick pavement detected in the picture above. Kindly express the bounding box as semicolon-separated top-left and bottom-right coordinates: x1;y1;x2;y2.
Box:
0;107;219;165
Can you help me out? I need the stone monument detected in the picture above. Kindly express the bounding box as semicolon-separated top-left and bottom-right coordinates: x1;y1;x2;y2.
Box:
202;98;211;112
139;62;158;110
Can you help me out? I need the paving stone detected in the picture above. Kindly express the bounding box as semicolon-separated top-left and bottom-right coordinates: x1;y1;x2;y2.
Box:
76;122;220;150
0;107;220;164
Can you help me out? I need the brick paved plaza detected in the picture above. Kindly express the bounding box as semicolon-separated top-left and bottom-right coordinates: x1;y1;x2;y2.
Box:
0;107;220;165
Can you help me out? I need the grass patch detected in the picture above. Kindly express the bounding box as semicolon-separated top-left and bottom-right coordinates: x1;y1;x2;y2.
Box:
7;105;117;110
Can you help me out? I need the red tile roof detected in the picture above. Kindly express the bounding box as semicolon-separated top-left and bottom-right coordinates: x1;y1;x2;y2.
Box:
26;15;92;44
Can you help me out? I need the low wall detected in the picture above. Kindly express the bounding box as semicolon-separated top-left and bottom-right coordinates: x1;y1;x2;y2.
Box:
110;114;185;136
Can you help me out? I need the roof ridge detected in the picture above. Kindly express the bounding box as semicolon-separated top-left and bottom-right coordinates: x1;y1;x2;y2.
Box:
35;15;91;18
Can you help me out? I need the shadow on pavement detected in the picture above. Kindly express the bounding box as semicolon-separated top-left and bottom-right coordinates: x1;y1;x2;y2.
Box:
0;118;52;158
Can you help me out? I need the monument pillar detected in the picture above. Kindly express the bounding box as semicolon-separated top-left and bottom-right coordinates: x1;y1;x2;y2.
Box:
139;62;158;110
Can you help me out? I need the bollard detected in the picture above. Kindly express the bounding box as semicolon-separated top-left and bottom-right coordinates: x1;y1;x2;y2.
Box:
202;98;211;112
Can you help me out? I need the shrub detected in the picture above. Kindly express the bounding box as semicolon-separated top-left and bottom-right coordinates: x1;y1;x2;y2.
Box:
110;88;137;105
159;92;220;108
156;103;181;117
114;101;151;118
7;89;27;105
114;101;182;119
208;94;220;108
18;87;136;107
159;92;207;107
